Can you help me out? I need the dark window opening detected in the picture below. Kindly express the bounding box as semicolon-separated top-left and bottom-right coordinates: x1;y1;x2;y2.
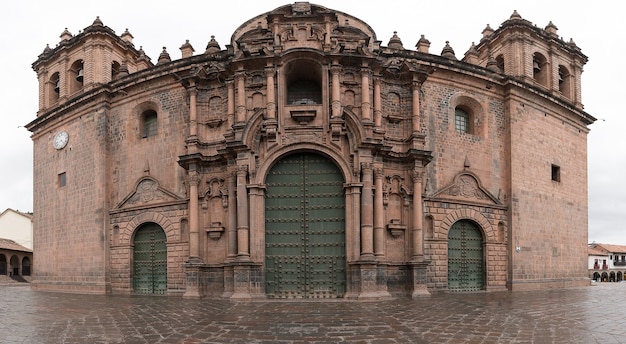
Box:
455;107;470;133
58;172;67;187
288;80;321;105
142;110;158;138
551;164;560;182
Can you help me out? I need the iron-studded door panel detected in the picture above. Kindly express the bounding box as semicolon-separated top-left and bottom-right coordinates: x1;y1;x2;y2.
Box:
448;220;484;292
265;153;346;298
133;223;167;294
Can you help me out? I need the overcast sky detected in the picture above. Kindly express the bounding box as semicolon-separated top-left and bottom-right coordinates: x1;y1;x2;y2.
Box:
1;1;623;244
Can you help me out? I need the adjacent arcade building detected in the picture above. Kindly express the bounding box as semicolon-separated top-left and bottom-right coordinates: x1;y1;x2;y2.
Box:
27;3;594;298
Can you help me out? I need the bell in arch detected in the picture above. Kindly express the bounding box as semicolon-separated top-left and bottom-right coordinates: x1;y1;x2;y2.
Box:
76;67;84;82
533;60;541;73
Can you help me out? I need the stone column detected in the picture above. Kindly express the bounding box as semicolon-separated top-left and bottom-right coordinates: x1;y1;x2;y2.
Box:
235;70;246;123
331;61;342;118
412;80;421;133
236;165;250;259
227;170;237;260
188;170;201;263
361;65;372;122
374;168;385;258
360;163;374;260
373;76;382;127
265;65;276;120
411;170;424;259
227;79;235;128
188;83;198;139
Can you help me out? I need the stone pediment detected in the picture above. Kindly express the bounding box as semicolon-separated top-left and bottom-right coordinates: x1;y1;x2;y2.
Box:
432;172;500;205
115;177;183;209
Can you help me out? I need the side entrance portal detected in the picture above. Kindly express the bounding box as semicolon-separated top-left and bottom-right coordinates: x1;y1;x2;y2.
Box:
133;223;167;294
265;153;346;299
448;220;485;292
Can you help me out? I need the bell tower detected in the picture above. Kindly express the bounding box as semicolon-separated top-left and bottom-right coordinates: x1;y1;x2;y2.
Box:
32;17;152;115
470;10;587;109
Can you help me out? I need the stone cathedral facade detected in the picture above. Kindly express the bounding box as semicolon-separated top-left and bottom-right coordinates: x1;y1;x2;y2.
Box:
27;3;594;298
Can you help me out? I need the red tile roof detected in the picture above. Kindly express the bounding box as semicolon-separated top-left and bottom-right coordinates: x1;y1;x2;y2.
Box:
0;238;32;252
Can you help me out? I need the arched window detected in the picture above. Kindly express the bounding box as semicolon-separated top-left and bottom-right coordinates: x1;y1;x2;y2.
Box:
558;65;572;99
49;72;60;103
532;52;548;87
455;107;470;134
141;110;158;138
69;59;84;94
111;61;121;80
495;54;504;73
285;60;322;105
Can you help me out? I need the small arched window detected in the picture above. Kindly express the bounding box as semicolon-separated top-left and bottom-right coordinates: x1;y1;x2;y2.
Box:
558;65;572;99
69;59;84;94
532;52;548;87
495;54;504;73
455;107;471;134
49;72;60;103
111;61;121;80
142;110;158;138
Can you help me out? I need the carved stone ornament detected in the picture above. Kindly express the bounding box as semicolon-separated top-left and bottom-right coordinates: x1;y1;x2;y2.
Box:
431;172;500;205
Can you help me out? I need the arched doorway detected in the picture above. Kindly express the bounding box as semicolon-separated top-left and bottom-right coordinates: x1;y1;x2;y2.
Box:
133;223;167;294
265;152;346;298
22;257;31;276
593;272;600;281
9;255;19;276
0;254;6;275
448;220;484;292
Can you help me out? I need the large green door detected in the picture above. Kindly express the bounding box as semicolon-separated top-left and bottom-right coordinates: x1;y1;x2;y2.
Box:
133;223;167;294
448;220;484;292
265;153;346;299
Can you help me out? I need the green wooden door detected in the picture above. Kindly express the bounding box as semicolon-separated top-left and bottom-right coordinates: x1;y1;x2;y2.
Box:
265;153;346;298
448;220;484;292
133;223;167;294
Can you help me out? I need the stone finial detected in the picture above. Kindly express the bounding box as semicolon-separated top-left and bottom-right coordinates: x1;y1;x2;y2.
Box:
92;16;104;26
180;39;195;58
545;21;558;37
121;28;134;43
60;28;73;41
38;44;52;59
144;161;151;176
415;34;430;53
387;31;404;50
463;42;479;65
441;41;457;60
509;10;522;20
157;47;171;65
205;35;221;54
481;24;494;40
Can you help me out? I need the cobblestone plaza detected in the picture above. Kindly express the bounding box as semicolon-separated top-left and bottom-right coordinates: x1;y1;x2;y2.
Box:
1;283;624;343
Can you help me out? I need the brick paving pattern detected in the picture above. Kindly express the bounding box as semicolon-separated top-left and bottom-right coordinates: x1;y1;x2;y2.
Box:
0;283;624;343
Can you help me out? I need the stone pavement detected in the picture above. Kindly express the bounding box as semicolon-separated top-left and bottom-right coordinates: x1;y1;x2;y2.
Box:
0;282;625;344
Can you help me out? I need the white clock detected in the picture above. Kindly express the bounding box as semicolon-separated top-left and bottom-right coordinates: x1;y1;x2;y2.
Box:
53;131;69;150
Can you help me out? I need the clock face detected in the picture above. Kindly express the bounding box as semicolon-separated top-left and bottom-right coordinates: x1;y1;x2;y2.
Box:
53;131;69;150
